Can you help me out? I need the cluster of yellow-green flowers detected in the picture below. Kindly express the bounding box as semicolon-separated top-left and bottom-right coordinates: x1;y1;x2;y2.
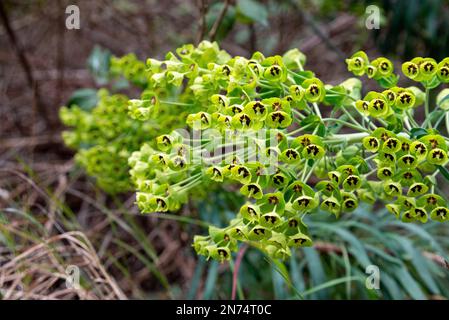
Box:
60;90;155;193
346;51;398;88
362;128;449;223
61;41;449;262
402;57;449;85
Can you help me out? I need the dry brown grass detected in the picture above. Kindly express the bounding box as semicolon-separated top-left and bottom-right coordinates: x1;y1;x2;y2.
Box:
0;231;126;300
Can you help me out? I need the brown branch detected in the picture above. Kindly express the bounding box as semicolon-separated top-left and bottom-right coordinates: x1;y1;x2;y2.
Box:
56;0;65;106
249;23;257;53
0;1;56;130
0;134;62;149
196;0;208;45
208;0;230;42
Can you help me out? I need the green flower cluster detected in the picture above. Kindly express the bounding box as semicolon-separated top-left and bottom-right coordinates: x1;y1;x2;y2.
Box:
346;51;398;87
361;128;449;223
355;86;422;119
110;53;149;87
62;43;449;262
60;90;156;193
402;57;449;85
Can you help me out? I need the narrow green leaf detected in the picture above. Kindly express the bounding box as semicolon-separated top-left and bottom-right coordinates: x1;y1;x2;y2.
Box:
203;260;219;299
187;257;206;299
303;247;328;299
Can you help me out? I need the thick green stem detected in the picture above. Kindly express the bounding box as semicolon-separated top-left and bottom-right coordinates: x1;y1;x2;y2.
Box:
425;87;431;129
324;132;368;143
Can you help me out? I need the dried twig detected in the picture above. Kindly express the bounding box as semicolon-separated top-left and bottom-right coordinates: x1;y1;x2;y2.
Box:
56;0;65;106
0;134;62;149
208;0;230;41
196;0;208;44
0;1;56;130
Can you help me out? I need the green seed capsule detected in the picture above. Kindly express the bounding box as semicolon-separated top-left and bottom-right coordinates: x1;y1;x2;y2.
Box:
396;196;416;211
301;144;325;160
418;194;445;210
411;207;428;223
205;166;223;182
342;175;362;191
293;195;318;212
281;148;301;164
248;226;271;241
359;189;376;204
320;196;341;216
240;183;263;199
346;51;368;76
260;212;282;228
316;180;338;196
378;151;396;165
266;111;292;128
373;57;394;77
395;90;416;110
289;85;305;101
243;101;268;119
355;100;370;115
288;232;312;247
271;172;289;188
402;61;420;80
383;137;402;153
366;65;378;79
430;207;449;222
401;210;416;223
386;204;401;219
211;94;230;109
437;60;449;82
377;166;395;180
407;182;428;197
239;203;261;221
410;141;428;160
427;148;448;165
208;246;231;262
265;245;291;260
156;135;173;152
368;97;389;117
362;136;380;152
382;89;397;106
263;65;283;81
419;58;438;80
384;181;402;197
230;165;252;184
265;232;288;249
398;154;417;168
302;78;325;102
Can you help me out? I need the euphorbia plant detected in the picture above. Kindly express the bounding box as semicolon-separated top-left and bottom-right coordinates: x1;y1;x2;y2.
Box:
62;41;449;262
